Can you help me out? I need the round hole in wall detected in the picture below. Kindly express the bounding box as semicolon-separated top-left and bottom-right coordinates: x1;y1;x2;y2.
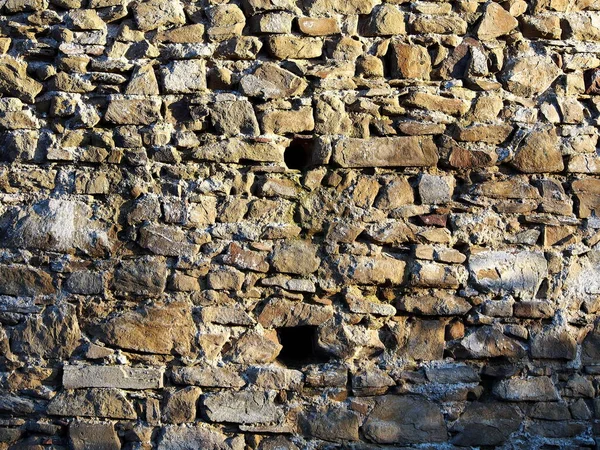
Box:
284;136;314;171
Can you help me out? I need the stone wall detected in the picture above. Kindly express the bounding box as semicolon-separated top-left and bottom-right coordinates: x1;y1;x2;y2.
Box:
0;0;600;448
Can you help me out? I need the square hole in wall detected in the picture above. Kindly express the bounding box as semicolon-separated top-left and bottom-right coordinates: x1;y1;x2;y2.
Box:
277;326;328;368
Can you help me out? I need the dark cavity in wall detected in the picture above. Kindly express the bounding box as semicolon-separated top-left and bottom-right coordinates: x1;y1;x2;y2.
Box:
284;136;314;170
277;326;328;367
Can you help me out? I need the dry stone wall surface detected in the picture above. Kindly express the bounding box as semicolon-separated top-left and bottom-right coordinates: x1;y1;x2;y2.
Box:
1;0;600;448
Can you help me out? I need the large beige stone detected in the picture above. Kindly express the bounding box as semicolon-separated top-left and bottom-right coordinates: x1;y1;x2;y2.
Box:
511;128;564;173
332;136;438;167
105;96;161;125
502;56;561;97
0;56;43;103
0;265;55;297
268;36;323;59
131;0;186;31
261;106;314;134
258;298;333;327
307;0;376;15
271;240;320;275
477;2;518;39
298;17;340;36
390;43;431;79
405;92;470;116
493;377;560;401
240;63;308;99
97;302;196;355
206;4;246;41
365;4;406;35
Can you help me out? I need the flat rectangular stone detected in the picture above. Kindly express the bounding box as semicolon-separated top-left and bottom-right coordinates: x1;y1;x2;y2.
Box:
63;365;164;390
332;136;438;168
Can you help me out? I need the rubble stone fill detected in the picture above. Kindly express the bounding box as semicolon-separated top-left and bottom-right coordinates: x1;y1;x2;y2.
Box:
0;0;599;448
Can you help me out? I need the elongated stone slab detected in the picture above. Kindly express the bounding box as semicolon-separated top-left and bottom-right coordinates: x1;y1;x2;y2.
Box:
63;365;164;390
332;136;438;168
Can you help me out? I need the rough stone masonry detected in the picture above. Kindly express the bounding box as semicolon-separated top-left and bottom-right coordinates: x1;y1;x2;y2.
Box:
1;0;600;448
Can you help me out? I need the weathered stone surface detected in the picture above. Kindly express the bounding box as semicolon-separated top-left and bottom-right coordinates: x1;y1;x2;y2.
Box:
132;0;186;31
240;63;308;99
112;256;167;297
246;366;302;390
451;403;522;446
139;224;199;257
222;242;270;272
298;405;360;441
345;286;396;316
572;178;600;218
0;57;43;103
405;92;470;116
0;199;114;256
207;4;246;41
258;298;333;327
157;424;243;450
531;324;577;360
332;254;406;285
318;322;385;359
203;390;283;424
332;136;438;168
126;64;159;95
161;60;206;94
162;386;202;424
210;100;259;137
582;319;600;365
477;2;518;39
362;395;447;444
0;393;35;415
48;388;136;419
156;24;206;44
366;5;406;36
1;0;597;444
502;56;562;97
63;365;164;390
493;377;560;402
401;319;446;361
411;14;467;34
172;366;245;388
105;96;161;125
397;293;471;316
229;329;282;364
271;240;320;275
97;302;196;355
261;106;314;134
457;325;527;359
0;265;54;296
307;0;375;15
69;421;121;450
195;139;284;163
469;250;548;298
268;36;323;59
425;364;479;384
298;18;340;36
11;303;81;359
390;43;431;79
511;128;564;173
